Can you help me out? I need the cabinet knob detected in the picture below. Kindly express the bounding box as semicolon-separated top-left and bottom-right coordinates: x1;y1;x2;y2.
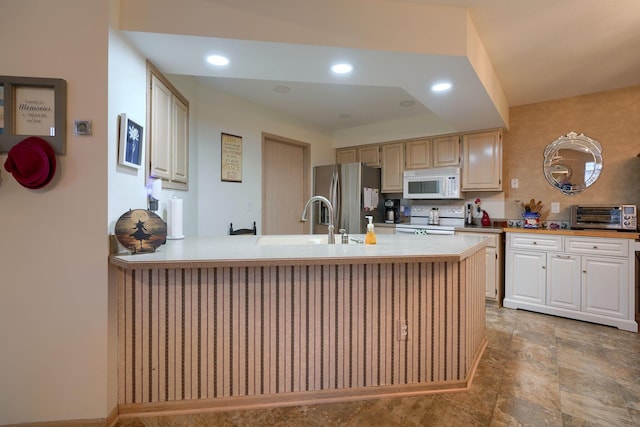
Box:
542;266;546;269
533;241;537;245
592;246;598;249
582;270;587;274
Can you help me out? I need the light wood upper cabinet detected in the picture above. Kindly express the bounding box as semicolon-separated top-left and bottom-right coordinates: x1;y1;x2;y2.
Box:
336;145;380;166
405;139;430;169
171;97;188;183
405;136;459;169
462;130;502;191
336;147;357;164
432;135;460;167
381;142;404;193
150;74;172;180
148;62;189;190
358;145;381;167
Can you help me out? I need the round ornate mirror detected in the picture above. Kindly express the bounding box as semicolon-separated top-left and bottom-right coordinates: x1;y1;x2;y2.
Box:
543;131;602;195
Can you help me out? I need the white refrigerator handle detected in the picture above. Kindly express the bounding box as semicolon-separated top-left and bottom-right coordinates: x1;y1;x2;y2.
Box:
330;167;340;227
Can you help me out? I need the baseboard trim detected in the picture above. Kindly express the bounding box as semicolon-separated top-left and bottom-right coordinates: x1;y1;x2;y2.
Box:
1;419;107;427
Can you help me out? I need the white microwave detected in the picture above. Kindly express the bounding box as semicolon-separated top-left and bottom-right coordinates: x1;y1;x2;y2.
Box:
403;167;462;199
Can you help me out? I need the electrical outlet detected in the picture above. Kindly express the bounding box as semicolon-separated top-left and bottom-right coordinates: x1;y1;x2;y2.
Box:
397;320;408;341
511;178;519;189
551;202;560;213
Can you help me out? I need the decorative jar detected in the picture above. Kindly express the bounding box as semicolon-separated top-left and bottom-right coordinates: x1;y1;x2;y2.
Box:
522;212;541;228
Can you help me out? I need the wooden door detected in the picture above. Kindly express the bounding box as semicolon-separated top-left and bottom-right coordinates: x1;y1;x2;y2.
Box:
262;134;310;235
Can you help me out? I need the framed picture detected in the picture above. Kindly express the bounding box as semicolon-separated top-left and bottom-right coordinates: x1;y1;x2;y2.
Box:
119;113;143;169
221;132;242;182
0;76;67;154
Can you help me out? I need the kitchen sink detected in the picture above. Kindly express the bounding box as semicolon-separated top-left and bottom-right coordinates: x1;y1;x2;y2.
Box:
256;235;344;245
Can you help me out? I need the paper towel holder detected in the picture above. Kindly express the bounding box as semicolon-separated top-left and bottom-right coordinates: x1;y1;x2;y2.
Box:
167;196;185;240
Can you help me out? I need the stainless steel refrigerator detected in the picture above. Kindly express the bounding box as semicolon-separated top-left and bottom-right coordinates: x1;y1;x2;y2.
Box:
312;162;382;235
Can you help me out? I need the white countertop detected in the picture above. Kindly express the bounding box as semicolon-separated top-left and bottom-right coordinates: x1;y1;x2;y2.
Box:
110;233;490;269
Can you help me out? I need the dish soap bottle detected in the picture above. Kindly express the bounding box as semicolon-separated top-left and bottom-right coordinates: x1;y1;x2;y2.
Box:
365;216;377;245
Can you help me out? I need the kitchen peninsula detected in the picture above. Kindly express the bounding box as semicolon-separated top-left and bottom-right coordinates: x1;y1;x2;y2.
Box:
110;234;489;418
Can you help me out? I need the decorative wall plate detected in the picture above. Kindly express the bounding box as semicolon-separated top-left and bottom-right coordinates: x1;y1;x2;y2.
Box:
115;209;167;254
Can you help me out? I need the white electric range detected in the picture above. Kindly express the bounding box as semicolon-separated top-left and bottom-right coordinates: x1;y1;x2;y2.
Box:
396;204;466;235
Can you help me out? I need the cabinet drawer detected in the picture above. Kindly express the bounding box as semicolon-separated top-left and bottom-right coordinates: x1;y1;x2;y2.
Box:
565;237;629;257
509;233;563;251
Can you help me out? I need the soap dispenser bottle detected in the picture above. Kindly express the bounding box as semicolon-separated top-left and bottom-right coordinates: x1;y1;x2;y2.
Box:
365;216;377;245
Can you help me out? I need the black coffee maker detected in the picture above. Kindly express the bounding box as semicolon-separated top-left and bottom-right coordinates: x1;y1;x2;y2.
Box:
384;199;400;223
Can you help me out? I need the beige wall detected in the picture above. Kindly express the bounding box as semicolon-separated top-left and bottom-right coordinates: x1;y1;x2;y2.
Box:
0;1;110;424
504;85;640;221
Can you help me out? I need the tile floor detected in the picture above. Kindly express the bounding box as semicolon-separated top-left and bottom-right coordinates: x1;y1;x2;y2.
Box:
118;307;640;426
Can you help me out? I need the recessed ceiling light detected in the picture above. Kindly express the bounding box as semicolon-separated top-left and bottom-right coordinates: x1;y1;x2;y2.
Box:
431;82;452;92
273;85;291;94
206;55;229;66
399;100;416;107
331;63;353;74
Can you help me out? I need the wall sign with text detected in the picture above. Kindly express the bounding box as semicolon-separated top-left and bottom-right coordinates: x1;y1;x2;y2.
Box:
0;76;67;154
221;133;242;182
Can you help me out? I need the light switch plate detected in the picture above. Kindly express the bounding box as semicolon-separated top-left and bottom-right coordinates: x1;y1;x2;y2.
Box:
551;202;560;213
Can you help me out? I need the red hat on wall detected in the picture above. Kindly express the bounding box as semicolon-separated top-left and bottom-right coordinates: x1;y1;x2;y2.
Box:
4;136;57;189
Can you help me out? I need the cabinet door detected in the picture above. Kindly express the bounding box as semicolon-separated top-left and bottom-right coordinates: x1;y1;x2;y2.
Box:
506;250;546;305
405;139;430;169
358;145;381;167
336;148;357;164
462;130;502;190
150;74;173;179
547;254;581;311
432;135;460;167
582;256;628;318
381;142;404;193
485;246;497;299
172;96;188;183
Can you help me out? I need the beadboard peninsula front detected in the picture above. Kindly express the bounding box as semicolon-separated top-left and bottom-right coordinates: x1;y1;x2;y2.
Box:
109;234;489;418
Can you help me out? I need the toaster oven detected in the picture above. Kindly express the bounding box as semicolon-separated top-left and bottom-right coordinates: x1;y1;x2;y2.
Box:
570;204;637;231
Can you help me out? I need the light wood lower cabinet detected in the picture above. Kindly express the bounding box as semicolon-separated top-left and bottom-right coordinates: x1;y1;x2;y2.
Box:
505;232;637;332
457;230;503;305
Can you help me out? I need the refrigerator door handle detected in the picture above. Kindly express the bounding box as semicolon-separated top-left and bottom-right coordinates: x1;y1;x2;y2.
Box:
330;167;340;228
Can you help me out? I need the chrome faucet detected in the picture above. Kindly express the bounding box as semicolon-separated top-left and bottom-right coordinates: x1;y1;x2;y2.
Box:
300;195;335;244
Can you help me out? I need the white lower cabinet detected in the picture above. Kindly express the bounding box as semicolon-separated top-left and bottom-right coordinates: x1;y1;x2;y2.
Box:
508;250;547;305
581;256;628;318
547;253;581;311
505;232;637;332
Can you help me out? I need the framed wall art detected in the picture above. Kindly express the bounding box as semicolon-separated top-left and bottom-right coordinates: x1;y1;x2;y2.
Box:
119;113;144;169
221;132;242;182
0;76;67;154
